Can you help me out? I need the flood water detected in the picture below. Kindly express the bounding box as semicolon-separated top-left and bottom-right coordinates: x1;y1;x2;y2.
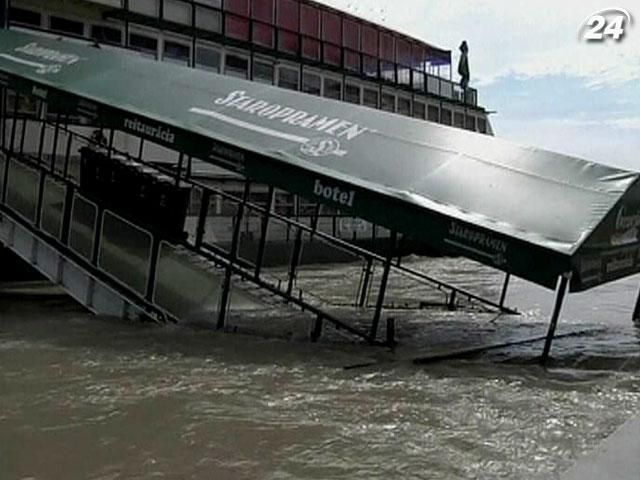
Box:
1;257;639;480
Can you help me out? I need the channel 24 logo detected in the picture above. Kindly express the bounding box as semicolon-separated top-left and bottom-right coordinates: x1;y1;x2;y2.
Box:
579;7;634;42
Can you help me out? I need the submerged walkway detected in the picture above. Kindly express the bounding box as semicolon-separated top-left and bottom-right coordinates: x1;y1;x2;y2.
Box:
561;417;640;480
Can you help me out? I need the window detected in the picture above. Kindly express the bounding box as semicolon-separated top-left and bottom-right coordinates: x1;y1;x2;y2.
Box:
412;71;425;92
397;97;411;116
363;88;379;109
380;32;395;62
226;15;250;40
413;102;426;120
344;51;360;72
91;25;122;45
195;45;221;72
163;40;190;66
302;72;321;96
300;4;320;37
454;112;465;128
381;93;395;112
252;0;273;22
252;0;274;48
129;33;158;58
277;0;298;30
300;4;320;61
9;8;41;27
427;105;439;122
253;60;275;84
380;61;395;83
345;84;361;104
278;67;299;91
478;117;488;134
322;11;342;67
129;0;159;17
323;78;342;100
465;115;477;131
276;0;299;54
195;6;222;32
253;23;275;48
441;109;452;126
50;16;84;36
225;54;249;79
225;0;249;16
363;56;378;78
164;0;191;25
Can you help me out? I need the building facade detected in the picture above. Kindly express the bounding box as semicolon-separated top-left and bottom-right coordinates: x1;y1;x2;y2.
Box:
6;0;492;135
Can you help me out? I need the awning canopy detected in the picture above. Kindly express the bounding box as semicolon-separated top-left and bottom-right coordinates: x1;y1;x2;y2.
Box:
1;29;639;292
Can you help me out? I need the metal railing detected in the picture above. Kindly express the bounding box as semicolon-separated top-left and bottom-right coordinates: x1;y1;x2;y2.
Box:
1;87;514;346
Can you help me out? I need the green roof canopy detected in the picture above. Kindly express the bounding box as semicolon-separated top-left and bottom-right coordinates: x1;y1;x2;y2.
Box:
1;29;639;292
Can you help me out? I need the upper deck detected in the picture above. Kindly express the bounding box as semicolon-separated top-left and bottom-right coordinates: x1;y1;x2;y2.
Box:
6;0;488;134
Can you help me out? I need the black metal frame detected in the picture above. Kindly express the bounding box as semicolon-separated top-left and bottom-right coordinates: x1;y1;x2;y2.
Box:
0;84;517;348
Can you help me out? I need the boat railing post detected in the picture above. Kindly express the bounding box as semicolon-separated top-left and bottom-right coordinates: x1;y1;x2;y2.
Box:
145;235;162;303
2;89;19;204
632;286;640;325
286;227;304;299
217;180;250;330
499;273;511;310
358;257;374;308
194;189;211;249
50;112;61;172
0;0;7;30
541;272;571;365
370;231;397;343
254;186;275;279
0;86;6;151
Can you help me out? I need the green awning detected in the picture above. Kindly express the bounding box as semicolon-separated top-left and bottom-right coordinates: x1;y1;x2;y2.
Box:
1;29;639;292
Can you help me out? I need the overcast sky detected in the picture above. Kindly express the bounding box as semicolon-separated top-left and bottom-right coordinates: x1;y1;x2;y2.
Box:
318;0;640;170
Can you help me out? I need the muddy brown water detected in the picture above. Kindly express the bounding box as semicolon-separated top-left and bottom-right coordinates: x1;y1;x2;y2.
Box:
1;258;639;480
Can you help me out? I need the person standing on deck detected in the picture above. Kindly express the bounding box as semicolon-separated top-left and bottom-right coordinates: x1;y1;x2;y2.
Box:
458;41;470;90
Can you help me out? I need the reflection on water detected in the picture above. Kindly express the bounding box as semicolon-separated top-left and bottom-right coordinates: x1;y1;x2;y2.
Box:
0;258;639;480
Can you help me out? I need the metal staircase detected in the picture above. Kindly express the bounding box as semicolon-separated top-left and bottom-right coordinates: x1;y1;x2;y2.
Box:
0;88;516;345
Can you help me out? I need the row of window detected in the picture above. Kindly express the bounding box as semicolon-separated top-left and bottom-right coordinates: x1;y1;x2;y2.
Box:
7;7;488;134
124;0;461;97
10;4;476;105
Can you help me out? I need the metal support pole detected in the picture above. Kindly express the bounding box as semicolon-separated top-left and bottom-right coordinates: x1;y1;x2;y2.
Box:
0;87;6;150
254;186;274;278
310;203;322;236
62;131;72;179
194;190;211;248
358;258;373;308
36;107;46;165
145;236;161;302
541;274;570;365
19;112;27;156
60;183;76;245
137;137;145;160
632;286;640;324
2;91;18;204
0;0;8;30
175;153;185;186
34;170;46;228
499;273;511;309
310;314;323;342
90;206;105;266
370;231;397;342
50;112;61;172
386;317;396;347
217;181;250;330
447;289;458;311
286;227;303;298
